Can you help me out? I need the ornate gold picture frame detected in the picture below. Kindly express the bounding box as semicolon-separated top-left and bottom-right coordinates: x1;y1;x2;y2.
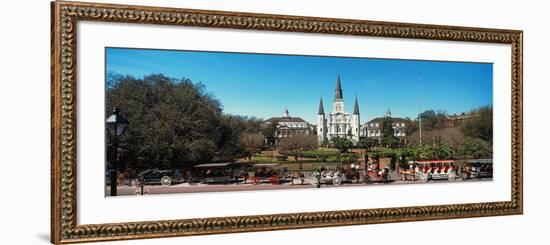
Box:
51;1;523;244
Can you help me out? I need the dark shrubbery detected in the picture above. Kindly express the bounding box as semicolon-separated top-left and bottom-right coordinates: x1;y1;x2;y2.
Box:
106;73;262;170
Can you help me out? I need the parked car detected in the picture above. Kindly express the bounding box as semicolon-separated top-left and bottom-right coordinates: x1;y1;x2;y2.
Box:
461;159;493;180
138;169;183;186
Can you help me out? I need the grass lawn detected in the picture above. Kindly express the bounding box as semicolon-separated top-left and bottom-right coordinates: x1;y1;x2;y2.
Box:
291;148;341;160
301;148;339;155
278;161;341;171
236;149;341;167
239;147;403;164
244;155;336;164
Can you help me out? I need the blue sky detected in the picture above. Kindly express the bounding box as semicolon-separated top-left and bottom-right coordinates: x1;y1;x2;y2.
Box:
106;47;493;124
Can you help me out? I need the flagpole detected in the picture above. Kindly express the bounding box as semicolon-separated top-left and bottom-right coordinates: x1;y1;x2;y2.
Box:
417;71;422;145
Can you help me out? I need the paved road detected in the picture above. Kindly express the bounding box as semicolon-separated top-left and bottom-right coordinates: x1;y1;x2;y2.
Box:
108;182;318;196
106;175;492;196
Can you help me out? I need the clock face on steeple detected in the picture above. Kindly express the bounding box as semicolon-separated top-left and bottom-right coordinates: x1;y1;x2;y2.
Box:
334;100;344;113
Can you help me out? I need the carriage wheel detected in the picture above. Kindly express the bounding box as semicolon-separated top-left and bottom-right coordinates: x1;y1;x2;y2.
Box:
333;176;342;186
420;174;429;183
160;176;172;186
365;176;372;184
270;175;280;185
447;172;456;181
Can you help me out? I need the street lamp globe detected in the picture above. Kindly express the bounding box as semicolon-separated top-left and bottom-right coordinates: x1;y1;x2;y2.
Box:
106;107;129;197
106;107;129;138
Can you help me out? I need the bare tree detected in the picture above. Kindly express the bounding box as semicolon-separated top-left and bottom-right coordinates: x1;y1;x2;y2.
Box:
279;134;318;162
407;127;465;150
239;133;264;162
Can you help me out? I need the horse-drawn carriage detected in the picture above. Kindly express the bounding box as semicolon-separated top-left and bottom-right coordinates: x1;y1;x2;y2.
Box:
193;162;240;184
400;160;457;182
309;169;344;186
365;166;391;183
192;162;292;185
308;164;363;187
364;158;391;184
245;163;292;185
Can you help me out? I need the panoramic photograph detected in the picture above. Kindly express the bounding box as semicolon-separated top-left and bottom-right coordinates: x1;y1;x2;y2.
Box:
104;47;493;196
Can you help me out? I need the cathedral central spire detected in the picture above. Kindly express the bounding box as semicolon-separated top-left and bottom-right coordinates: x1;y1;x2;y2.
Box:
318;74;360;144
334;74;343;100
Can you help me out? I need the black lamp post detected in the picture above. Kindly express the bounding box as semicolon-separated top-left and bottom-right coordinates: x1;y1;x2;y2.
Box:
106;107;129;197
299;147;304;170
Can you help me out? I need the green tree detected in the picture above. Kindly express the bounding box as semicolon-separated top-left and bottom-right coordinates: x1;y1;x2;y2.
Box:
187;139;216;164
417;143;455;160
459;137;492;159
463;106;493;144
397;145;419;168
261;121;279;146
381;136;399;148
331;137;353;153
238;116;263;133
215;115;262;162
358;137;377;165
215;116;243;161
419;109;447;130
337;153;359;166
358;137;378;151
434;143;455;159
106;73;253;170
420;110;437;129
381;117;394;138
380;117;399;148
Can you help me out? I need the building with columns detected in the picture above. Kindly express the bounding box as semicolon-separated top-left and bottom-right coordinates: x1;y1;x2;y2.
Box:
363;109;408;143
317;75;361;144
264;107;315;145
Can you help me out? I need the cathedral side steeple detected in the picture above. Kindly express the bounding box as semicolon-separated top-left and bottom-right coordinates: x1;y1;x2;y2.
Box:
318;97;325;115
350;96;360;142
317;97;327;145
353;96;360;115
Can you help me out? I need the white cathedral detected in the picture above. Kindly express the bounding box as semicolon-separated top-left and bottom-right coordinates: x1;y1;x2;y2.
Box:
317;75;361;144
